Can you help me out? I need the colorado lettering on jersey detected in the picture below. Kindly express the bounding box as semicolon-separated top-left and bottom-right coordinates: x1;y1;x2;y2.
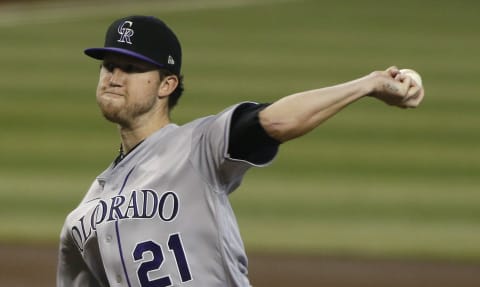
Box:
71;189;179;251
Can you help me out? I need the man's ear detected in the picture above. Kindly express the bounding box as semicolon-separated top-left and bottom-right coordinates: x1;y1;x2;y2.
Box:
158;75;179;98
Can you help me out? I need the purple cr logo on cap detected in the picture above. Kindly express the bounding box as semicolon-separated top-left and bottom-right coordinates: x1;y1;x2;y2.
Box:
117;21;134;44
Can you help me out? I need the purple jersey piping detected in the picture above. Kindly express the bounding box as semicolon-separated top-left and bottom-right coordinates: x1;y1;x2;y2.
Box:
115;166;136;287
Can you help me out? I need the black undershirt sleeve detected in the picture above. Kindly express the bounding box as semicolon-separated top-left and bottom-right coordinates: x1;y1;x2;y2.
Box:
228;103;280;164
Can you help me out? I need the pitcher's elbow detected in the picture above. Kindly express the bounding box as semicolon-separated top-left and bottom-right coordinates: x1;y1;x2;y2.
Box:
259;113;302;143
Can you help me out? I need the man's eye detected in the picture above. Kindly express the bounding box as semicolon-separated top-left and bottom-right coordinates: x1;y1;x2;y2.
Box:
125;64;150;73
124;64;138;73
102;62;115;72
102;61;151;73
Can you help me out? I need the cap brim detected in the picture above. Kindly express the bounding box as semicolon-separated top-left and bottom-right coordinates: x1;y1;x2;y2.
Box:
84;47;165;69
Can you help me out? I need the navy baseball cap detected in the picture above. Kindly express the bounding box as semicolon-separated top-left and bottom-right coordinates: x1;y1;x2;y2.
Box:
84;15;182;75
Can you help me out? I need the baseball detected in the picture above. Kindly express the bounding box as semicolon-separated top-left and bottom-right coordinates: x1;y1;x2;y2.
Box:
400;68;422;87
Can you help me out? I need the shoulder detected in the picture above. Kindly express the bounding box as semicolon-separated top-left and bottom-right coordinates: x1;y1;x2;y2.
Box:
176;102;252;134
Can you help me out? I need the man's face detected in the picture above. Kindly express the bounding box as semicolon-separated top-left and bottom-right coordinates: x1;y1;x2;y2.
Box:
96;53;162;126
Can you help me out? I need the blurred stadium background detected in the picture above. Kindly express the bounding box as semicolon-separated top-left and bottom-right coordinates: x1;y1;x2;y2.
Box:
0;0;479;285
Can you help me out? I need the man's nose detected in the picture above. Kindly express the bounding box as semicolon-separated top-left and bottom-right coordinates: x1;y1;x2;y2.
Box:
109;68;125;86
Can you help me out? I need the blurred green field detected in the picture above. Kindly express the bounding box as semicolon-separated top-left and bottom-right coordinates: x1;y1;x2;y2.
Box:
0;0;479;262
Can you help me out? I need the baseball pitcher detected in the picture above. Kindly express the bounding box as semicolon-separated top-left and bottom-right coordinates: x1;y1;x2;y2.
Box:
57;15;425;287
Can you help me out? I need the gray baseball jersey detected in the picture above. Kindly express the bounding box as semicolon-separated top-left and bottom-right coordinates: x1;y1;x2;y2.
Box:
57;103;277;287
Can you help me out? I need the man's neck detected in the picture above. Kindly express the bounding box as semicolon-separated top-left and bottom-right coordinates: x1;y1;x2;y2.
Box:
119;115;170;154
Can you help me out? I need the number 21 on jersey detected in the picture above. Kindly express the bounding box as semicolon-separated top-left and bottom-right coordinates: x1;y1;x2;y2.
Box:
133;233;192;287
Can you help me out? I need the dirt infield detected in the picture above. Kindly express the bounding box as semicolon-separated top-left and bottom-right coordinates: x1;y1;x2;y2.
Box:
1;244;480;287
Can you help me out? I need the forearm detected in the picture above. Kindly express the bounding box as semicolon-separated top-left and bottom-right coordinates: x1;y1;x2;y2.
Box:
259;66;425;143
260;75;374;142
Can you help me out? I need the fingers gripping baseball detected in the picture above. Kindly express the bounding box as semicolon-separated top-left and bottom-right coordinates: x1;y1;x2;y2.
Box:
371;66;425;108
398;69;424;108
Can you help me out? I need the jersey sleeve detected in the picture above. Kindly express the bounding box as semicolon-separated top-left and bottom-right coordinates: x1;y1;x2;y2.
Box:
228;102;280;164
190;102;279;193
57;224;105;287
